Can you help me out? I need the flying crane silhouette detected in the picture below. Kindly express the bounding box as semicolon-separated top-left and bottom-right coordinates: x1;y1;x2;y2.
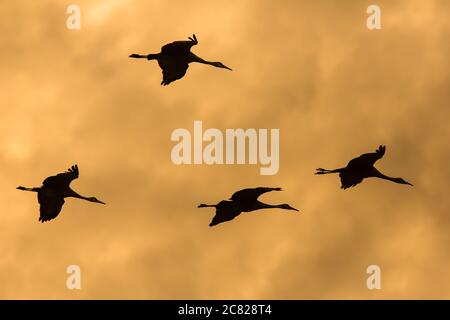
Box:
198;187;299;227
315;145;413;189
129;34;232;86
17;165;105;222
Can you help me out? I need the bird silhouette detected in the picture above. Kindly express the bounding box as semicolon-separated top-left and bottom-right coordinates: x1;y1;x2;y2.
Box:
17;165;105;222
198;187;299;227
315;145;413;189
129;34;232;86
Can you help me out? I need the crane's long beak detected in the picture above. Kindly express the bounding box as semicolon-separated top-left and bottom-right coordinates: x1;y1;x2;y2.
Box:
97;199;106;205
223;65;232;71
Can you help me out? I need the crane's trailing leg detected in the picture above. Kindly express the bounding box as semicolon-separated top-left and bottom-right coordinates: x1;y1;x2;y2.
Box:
129;54;146;59
315;168;342;175
17;186;39;192
129;53;159;60
198;204;215;208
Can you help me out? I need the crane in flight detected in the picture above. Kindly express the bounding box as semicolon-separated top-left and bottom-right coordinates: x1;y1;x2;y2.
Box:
315;145;413;189
17;165;105;222
198;187;299;227
129;34;232;86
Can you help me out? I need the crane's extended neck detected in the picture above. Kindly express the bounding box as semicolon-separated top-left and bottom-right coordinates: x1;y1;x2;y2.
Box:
68;189;89;200
255;201;298;211
189;53;227;68
190;54;213;65
67;189;105;204
373;169;413;185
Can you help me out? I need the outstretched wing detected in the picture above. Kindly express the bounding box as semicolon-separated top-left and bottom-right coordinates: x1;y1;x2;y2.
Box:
160;61;189;86
347;145;386;169
209;200;242;227
42;165;79;189
230;187;281;202
161;34;198;55
38;192;65;222
339;169;364;190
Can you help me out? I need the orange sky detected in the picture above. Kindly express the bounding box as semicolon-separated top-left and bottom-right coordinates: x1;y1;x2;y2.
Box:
0;0;449;299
